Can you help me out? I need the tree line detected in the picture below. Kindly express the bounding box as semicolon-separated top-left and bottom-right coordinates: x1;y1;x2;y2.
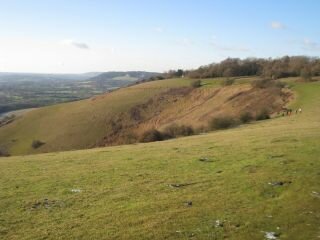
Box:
160;56;320;81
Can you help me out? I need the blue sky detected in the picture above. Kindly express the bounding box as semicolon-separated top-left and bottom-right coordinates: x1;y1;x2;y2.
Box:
0;0;319;73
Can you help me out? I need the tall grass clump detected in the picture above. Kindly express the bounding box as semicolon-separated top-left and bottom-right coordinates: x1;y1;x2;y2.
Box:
256;109;270;121
139;129;163;143
163;124;194;138
209;116;238;130
240;112;254;123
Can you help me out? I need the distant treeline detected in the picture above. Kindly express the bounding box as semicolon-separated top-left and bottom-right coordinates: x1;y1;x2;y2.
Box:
149;56;320;81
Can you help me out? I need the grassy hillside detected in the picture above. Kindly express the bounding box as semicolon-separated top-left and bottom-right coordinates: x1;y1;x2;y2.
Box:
0;76;291;155
0;78;190;155
0;81;319;239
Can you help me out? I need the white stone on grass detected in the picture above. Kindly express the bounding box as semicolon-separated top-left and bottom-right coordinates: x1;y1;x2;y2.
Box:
71;189;81;193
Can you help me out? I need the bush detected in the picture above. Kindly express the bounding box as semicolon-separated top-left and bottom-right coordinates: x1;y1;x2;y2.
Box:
209;116;237;130
275;81;286;89
121;132;138;144
251;79;272;88
240;112;253;123
32;140;45;149
190;80;201;88
0;148;10;157
163;124;194;138
139;129;163;143
256;109;270;121
300;67;312;82
222;78;235;86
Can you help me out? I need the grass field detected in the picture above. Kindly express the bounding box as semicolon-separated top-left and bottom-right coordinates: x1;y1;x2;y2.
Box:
0;81;319;239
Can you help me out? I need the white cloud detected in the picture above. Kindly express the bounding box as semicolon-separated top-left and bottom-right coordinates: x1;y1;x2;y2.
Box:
271;21;286;29
286;38;320;52
61;39;90;49
303;38;320;51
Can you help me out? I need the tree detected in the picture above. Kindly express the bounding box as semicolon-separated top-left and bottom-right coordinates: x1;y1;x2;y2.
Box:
222;68;233;78
190;80;201;88
300;67;312;81
176;69;184;77
186;56;320;80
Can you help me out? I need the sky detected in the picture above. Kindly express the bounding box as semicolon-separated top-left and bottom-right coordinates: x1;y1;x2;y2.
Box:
0;0;319;73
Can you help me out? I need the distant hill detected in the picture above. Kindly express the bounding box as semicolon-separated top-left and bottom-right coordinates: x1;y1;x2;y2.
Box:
87;71;160;84
0;71;160;114
0;71;160;84
0;72;102;82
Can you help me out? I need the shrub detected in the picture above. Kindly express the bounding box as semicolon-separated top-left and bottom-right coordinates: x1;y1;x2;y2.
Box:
163;124;194;138
139;129;163;143
129;107;142;121
190;80;201;88
121;132;138;144
209;116;237;130
32;140;45;149
300;68;312;82
256;109;270;121
251;79;272;88
0;148;10;157
222;78;235;86
275;81;286;89
240;112;254;123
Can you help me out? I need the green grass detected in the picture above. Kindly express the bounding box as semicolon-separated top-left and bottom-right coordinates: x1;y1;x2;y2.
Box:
0;81;319;239
200;76;261;88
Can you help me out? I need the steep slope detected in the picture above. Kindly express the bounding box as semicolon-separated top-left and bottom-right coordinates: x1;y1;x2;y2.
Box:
0;79;189;155
0;77;291;155
100;83;291;146
0;82;319;239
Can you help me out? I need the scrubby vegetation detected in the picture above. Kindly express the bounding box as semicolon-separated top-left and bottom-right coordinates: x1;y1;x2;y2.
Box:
31;140;45;149
256;109;271;121
240;112;254;123
209;116;238;130
138;105;280;143
139;108;277;143
251;78;288;89
251;79;273;88
139;129;163;143
222;78;235;86
140;124;195;143
190;79;201;88
163;124;194;138
0;148;10;157
0;114;15;127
